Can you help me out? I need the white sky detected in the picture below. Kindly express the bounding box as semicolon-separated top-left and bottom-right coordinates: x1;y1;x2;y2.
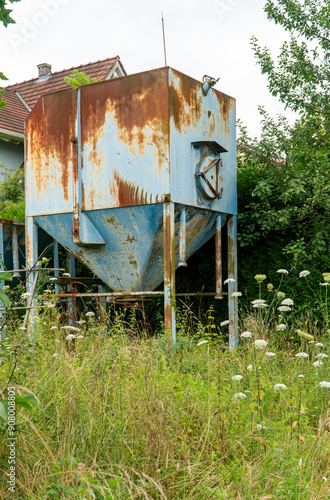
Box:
0;0;296;137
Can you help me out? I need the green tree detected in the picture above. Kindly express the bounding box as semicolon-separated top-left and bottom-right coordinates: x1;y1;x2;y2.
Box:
64;70;100;88
251;0;330;115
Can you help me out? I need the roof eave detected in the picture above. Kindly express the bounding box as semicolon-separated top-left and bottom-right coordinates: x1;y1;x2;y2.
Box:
0;128;24;143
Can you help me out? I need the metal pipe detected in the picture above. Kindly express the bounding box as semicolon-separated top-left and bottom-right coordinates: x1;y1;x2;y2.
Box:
12;226;20;277
215;215;222;299
227;215;238;349
178;208;187;267
53;239;59;294
163;200;176;342
25;216;39;334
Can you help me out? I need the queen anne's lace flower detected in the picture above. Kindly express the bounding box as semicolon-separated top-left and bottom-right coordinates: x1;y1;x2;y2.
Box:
277;269;289;274
86;311;95;317
274;383;287;390
234;392;246;400
241;331;253;338
220;320;230;327
66;334;76;341
224;278;235;284
266;352;276;357
281;298;294;306
254;339;268;349
276;324;286;331
196;340;209;347
232;375;243;381
254;274;266;282
313;360;324;367
299;270;310;278
247;364;253;371
295;352;309;358
315;342;324;347
319;381;330;388
252;299;266;305
231;292;242;297
316;353;328;359
298;374;304;379
61;326;81;332
278;306;291;312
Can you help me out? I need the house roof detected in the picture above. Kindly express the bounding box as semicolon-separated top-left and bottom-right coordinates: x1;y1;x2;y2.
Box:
0;56;126;138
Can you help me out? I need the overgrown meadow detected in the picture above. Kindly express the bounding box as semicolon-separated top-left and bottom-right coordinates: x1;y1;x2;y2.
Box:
0;269;329;499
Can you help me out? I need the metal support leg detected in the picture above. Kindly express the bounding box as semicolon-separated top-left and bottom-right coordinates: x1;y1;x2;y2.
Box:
66;251;76;325
228;215;238;349
53;239;59;294
163;201;176;342
215;215;223;299
26;216;39;334
12;226;20;277
179;208;187;267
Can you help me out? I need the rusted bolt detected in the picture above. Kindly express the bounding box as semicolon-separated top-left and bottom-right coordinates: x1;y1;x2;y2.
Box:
70;136;78;144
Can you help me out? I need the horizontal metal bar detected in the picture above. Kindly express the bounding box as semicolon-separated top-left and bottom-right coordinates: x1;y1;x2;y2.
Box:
38;291;228;298
4;268;66;273
0;305;56;311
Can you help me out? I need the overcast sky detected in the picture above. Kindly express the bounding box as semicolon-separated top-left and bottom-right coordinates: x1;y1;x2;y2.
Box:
1;0;296;137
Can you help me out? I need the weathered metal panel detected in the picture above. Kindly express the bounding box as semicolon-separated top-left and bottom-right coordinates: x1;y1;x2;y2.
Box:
168;68;237;215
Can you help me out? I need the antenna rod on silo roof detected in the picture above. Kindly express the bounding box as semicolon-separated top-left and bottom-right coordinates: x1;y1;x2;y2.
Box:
161;11;167;66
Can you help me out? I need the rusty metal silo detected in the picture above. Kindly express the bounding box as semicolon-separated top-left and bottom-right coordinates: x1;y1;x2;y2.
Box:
25;67;238;346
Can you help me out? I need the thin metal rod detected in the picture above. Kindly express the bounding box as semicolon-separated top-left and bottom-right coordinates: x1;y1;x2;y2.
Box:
228;215;238;349
179;208;187;267
36;291;227;299
23;269;39;330
215;215;222;299
161;11;167;66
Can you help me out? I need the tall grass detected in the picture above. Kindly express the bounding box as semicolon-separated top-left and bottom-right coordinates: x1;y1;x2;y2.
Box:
0;315;329;499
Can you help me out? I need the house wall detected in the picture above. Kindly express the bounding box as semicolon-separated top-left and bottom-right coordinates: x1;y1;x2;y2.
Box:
0;139;24;176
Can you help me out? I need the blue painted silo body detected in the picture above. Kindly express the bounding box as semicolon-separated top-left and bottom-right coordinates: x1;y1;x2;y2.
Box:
25;67;237;295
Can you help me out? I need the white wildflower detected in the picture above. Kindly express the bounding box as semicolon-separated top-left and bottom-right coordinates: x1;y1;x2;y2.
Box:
76;335;84;339
52;353;60;358
220;320;230;327
61;326;81;332
44;289;53;294
315;342;324;347
224;278;235;285
278;306;291;312
322;477;328;482
308;340;316;344
274;383;288;390
19;326;26;331
77;319;86;325
281;298;294;306
47;303;56;308
232;375;243;381
319;381;330;388
295;352;309;358
316;353;328;359
247;364;253;372
254;339;268;349
320;283;330;286
231;292;242;297
251;299;267;305
196;340;209;347
298;374;305;379
65;334;76;341
276;324;287;331
313;360;324;367
299;270;310;278
253;303;269;309
21;292;31;299
234;392;246;400
277;269;289;274
266;352;276;357
86;311;95;317
241;331;253;338
49;277;58;281
62;272;70;277
256;423;265;431
50;326;58;330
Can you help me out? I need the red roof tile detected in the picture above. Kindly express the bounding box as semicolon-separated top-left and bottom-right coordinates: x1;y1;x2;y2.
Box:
0;56;126;137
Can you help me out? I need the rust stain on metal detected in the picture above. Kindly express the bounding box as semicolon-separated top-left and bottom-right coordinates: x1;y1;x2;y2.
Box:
113;171;151;206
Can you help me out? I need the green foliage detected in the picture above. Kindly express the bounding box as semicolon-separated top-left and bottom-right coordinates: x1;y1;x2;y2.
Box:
64;69;101;88
0;165;25;221
0;0;20;108
0;271;12;305
252;0;330;115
